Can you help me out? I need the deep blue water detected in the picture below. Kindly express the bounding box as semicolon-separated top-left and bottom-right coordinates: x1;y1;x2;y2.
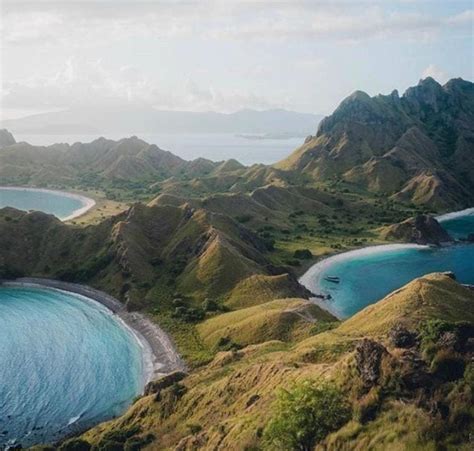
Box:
301;213;474;319
0;188;87;220
0;286;143;447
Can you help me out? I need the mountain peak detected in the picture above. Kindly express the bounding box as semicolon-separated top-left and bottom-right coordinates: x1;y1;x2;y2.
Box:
417;76;442;88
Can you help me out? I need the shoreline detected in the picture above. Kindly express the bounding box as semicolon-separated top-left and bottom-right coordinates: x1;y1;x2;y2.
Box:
436;207;474;222
2;278;186;386
0;186;96;221
299;243;430;319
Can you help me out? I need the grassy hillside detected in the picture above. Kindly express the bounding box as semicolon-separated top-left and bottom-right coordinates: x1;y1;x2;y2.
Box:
0;204;309;365
78;273;474;450
198;298;337;348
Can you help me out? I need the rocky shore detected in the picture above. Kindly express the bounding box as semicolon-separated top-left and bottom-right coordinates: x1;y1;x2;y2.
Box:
2;278;186;385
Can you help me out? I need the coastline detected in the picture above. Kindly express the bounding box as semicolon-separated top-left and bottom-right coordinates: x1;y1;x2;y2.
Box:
299;243;429;319
0;186;96;221
2;278;186;386
436;207;474;222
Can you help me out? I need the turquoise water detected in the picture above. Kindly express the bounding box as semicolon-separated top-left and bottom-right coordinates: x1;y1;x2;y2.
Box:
301;212;474;319
438;208;474;240
0;188;87;220
0;286;143;447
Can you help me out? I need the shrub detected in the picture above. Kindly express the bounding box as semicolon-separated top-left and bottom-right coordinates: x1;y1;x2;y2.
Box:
235;214;253;223
58;438;91;451
215;336;242;352
93;440;123;451
202;298;219;312
123;434;155;451
187;423;203;435
102;426;140;443
430;350;465;382
353;388;381;424
418;320;456;347
293;249;313;259
263;380;351;450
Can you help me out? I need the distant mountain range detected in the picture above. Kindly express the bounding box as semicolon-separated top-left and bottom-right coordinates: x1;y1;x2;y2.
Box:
0;106;322;136
1;77;472;210
276;77;474;209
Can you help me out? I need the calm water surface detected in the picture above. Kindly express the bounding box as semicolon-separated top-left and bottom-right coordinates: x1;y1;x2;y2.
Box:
0;188;89;220
301;211;474;319
0;287;143;447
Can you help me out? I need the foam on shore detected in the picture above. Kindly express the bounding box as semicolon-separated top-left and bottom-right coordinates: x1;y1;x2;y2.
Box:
436;207;474;222
0;186;96;221
299;244;429;319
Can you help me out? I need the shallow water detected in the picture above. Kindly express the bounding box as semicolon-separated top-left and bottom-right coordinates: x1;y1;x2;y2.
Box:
0;286;143;447
0;188;89;220
301;207;474;319
438;208;474;240
300;243;474;319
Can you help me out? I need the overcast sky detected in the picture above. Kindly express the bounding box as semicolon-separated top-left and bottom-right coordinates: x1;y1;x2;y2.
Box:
0;0;473;119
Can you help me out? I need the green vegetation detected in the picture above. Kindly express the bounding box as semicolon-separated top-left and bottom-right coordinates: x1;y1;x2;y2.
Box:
81;273;474;450
263;380;351;450
2;78;473;450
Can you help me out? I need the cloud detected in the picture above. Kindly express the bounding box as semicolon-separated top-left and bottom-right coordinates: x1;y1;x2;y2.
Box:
1;2;472;47
421;64;449;84
0;58;279;112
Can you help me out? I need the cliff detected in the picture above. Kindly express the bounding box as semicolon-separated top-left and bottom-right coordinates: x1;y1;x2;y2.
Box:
380;214;453;245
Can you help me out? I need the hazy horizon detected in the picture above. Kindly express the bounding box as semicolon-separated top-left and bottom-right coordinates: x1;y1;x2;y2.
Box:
1;0;473;122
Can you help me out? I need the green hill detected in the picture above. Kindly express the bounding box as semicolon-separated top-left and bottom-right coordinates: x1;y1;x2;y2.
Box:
198;298;337;348
79;273;474;450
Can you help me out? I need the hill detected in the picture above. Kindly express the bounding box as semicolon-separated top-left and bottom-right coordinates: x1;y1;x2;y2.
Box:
0;107;322;136
276;78;474;210
0;135;220;189
0;204;310;364
79;273;474;450
197;298;337;349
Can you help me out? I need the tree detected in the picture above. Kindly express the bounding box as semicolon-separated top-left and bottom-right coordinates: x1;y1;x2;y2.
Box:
263;380;351;451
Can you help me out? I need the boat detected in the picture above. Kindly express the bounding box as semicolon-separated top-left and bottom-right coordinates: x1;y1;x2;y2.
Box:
324;276;340;283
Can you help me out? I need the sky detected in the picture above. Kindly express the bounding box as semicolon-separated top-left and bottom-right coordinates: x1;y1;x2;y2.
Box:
0;0;473;119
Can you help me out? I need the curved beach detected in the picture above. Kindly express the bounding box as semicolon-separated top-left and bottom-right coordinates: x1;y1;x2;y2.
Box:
299;244;428;290
300;231;474;320
0;186;96;221
436;207;474;222
2;278;186;385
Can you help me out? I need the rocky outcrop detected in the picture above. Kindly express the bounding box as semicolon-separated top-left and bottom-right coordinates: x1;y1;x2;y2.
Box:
355;339;388;388
380;214;453;245
389;324;417;348
144;371;188;396
0;129;15;148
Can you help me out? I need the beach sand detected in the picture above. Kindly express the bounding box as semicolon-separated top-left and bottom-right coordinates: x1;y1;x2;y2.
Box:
0;186;96;221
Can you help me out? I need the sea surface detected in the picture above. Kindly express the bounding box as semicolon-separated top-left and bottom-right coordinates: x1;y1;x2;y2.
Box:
0;286;143;447
437;208;474;240
13;133;304;165
0;188;88;220
300;211;474;319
